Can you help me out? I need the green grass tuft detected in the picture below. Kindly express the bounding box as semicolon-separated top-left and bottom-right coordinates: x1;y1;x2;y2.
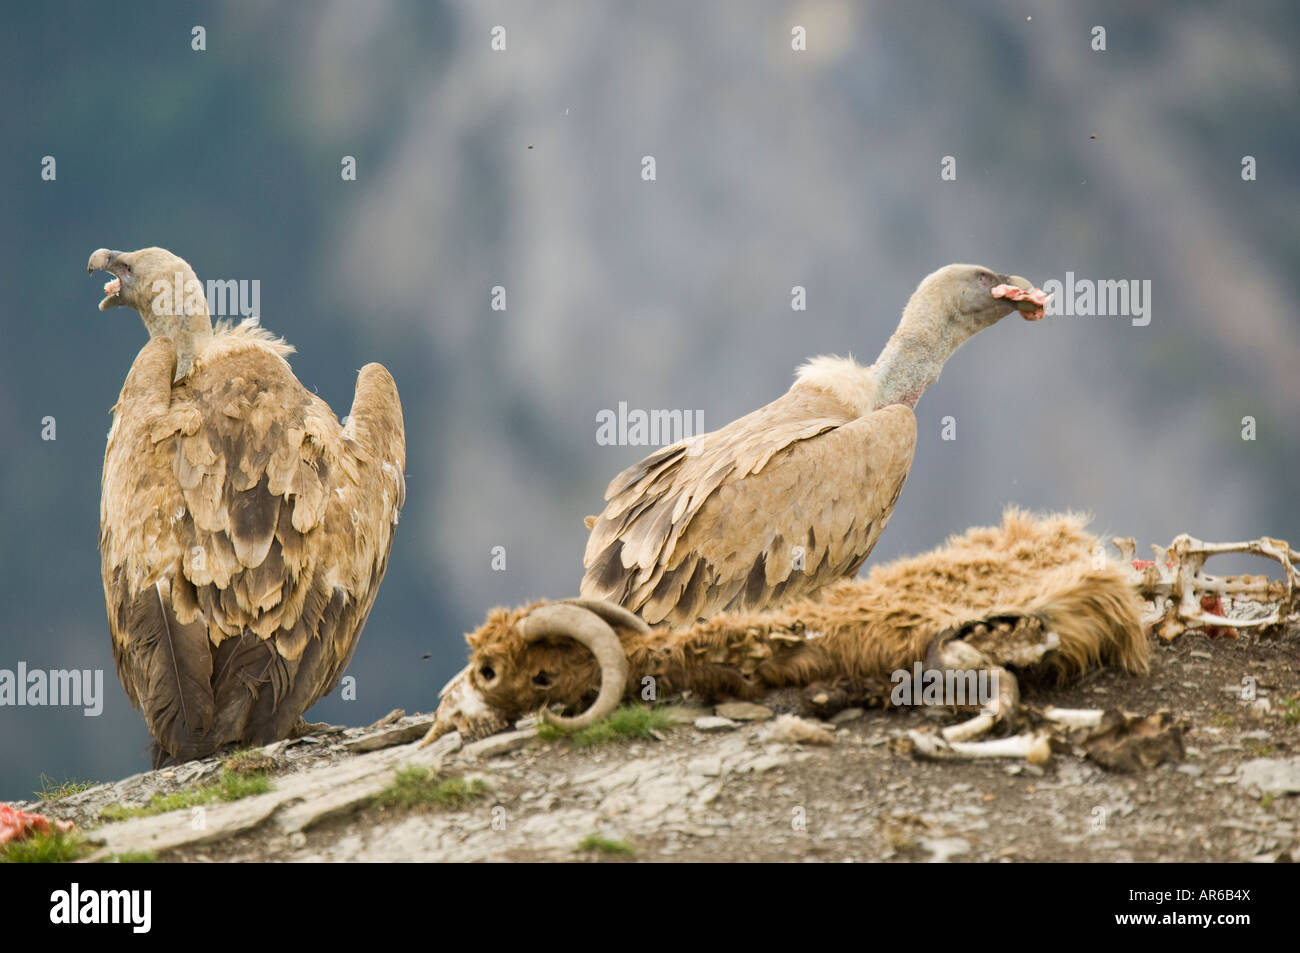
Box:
577;834;637;856
221;748;275;777
372;768;489;810
0;829;90;863
98;767;272;822
538;704;675;747
103;850;156;863
34;774;96;801
214;769;272;801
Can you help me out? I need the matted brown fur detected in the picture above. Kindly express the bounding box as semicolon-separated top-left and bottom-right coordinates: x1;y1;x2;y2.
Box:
462;510;1149;725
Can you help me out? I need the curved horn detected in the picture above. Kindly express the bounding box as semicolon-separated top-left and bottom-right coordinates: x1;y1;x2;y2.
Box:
520;603;630;729
558;597;652;634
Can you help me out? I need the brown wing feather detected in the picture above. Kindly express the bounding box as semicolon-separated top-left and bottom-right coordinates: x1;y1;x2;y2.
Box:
102;337;405;765
582;382;915;626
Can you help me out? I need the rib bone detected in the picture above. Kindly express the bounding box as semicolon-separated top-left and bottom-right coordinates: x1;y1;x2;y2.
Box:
1116;533;1299;640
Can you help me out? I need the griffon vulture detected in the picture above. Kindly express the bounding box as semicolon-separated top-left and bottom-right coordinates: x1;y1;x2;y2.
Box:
88;247;406;767
582;264;1049;627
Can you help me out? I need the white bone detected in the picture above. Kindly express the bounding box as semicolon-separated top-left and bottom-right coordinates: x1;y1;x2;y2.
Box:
909;729;1052;763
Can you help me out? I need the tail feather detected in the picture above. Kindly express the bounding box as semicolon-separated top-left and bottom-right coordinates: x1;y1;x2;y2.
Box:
209;630;279;747
124;580;215;763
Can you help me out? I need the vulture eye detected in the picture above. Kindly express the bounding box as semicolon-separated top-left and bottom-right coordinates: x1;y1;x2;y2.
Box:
122;263;132;276
532;671;553;688
478;663;496;682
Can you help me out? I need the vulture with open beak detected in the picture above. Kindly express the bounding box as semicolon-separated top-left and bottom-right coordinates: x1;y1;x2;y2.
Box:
88;247;406;766
582;264;1050;627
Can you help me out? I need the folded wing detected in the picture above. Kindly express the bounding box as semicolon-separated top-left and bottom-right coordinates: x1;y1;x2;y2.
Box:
102;337;405;764
582;384;915;626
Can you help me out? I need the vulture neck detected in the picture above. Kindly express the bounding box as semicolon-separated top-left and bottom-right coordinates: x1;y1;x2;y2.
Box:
870;321;973;410
141;303;214;381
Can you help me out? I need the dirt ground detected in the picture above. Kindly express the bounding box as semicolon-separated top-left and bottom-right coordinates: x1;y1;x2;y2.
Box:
28;623;1295;864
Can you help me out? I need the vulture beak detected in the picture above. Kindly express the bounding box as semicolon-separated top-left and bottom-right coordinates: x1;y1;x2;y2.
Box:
993;273;1051;322
88;248;128;311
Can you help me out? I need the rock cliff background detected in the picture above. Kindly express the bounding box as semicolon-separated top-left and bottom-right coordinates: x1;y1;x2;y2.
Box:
1;1;1297;798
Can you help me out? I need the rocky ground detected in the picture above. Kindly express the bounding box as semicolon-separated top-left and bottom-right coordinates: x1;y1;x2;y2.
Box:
13;625;1300;863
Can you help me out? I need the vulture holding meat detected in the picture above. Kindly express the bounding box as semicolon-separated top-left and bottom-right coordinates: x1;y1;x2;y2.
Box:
583;264;1050;626
88;247;406;766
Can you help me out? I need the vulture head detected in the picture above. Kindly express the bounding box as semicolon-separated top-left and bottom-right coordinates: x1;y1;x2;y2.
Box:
913;263;1049;335
866;264;1050;407
426;599;645;742
88;246;214;378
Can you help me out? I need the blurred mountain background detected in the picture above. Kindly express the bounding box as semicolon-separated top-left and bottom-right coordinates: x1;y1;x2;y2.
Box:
1;0;1296;798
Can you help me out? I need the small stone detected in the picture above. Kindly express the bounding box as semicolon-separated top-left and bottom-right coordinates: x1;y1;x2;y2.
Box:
918;836;970;863
463;727;538;759
739;754;787;774
1189;650;1212;660
695;716;738;732
764;714;834;746
715;702;774;722
1176;765;1205;777
665;706;714;724
1238;758;1300;796
688;756;723;777
366;708;405;730
830;707;865;725
343;721;432;754
669;824;715;838
288;831;307;849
